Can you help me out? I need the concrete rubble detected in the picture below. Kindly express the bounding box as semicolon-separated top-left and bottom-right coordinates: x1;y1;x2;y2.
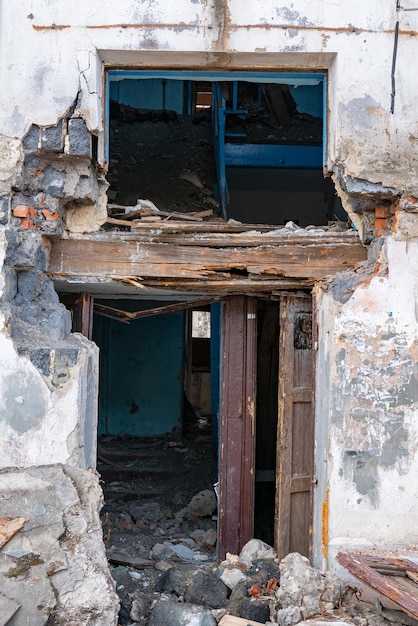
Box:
0;465;119;625
104;533;398;626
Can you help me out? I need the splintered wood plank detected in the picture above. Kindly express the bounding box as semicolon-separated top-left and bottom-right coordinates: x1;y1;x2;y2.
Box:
336;551;418;619
0;517;28;549
49;237;366;282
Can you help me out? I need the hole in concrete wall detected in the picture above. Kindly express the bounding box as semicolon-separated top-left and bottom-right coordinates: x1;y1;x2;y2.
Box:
107;73;347;227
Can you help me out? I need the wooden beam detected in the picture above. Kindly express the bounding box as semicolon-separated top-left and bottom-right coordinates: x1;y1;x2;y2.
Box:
337;551;418;620
49;231;366;294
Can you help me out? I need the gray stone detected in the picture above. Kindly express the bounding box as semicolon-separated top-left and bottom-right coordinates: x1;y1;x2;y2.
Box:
0;194;9;225
184;570;228;609
18;347;52;377
41;166;66;197
38;305;72;340
130;597;150;622
148;598;217;626
187;489;217;517
67;117;92;157
239;538;276;568
151;541;175;560
1;267;17;301
238;596;271;622
155;566;192;596
15;270;58;304
22;124;40;151
40;120;65;152
5;229;50;271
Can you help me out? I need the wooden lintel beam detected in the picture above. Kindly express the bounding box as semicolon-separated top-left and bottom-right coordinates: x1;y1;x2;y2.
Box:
49;235;367;288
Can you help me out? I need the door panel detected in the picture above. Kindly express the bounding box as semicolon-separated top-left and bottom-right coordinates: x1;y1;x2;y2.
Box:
218;296;256;559
275;295;313;559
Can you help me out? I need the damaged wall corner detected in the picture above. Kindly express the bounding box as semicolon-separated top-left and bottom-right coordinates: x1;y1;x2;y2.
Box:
314;235;418;572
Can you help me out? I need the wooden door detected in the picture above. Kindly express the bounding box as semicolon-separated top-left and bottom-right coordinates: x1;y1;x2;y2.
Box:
60;292;94;339
275;295;314;559
218;296;257;559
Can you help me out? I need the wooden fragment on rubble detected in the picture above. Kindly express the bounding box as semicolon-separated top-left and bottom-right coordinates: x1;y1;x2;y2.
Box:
336;551;418;619
218;615;265;626
0;517;28;549
107;551;153;568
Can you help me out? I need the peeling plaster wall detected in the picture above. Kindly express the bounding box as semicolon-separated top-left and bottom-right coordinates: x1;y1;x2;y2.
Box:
1;1;418;196
315;237;418;571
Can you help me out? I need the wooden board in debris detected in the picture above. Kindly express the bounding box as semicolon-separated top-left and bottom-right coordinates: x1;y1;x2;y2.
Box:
337;551;418;620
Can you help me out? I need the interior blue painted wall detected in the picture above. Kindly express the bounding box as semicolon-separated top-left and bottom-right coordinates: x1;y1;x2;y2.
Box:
94;310;185;436
290;83;323;118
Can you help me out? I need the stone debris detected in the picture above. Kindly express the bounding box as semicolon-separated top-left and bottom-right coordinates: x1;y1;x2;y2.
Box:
106;534;396;626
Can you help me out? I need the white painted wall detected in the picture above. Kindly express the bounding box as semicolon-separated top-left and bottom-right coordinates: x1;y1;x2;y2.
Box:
1;1;418;193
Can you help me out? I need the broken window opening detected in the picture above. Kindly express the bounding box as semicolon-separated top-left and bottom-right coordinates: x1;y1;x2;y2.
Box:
106;70;348;228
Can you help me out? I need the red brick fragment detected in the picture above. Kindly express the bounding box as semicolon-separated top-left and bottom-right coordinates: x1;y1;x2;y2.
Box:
250;584;261;597
42;209;59;220
19;218;37;229
13;205;37;218
375;206;389;218
375;218;387;231
266;577;278;592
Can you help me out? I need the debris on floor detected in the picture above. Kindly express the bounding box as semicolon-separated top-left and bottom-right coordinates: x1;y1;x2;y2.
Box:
97;435;404;626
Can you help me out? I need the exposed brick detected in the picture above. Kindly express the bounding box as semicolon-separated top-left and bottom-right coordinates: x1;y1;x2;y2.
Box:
13;205;37;218
375;206;389;218
375;218;387;230
19;218;38;229
42;209;59;220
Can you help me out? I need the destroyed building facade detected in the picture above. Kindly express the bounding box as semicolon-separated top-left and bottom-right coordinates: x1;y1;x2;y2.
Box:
1;1;418;623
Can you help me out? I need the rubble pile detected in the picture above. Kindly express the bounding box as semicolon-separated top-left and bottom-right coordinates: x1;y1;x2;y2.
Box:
109;533;395;626
98;438;395;626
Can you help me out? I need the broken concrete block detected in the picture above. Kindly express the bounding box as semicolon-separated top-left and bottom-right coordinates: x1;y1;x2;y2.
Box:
275;553;344;621
22;124;40;152
40;120;65;152
238;538;276;568
220;566;247;590
67;117;92;157
0;465;119;625
41;166;66;197
4;229;50;271
148;598;217;626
